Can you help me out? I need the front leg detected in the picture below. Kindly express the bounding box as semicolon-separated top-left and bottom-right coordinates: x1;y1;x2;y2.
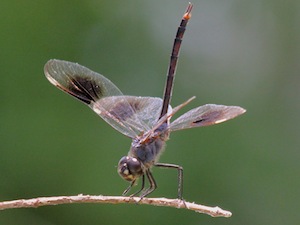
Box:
122;175;145;197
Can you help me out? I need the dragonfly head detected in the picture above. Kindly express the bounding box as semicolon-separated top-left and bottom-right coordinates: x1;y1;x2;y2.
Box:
118;156;143;181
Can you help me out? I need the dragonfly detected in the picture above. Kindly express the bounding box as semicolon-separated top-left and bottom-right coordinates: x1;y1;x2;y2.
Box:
44;3;245;199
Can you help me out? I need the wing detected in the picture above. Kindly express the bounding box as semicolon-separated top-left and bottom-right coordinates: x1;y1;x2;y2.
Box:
44;59;123;103
170;104;246;131
44;59;163;138
92;96;168;137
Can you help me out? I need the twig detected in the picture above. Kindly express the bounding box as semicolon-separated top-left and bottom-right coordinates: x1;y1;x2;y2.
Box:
0;194;232;217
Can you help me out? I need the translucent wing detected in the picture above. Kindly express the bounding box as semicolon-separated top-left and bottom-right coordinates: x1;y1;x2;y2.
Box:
44;59;123;103
44;59;163;138
92;96;167;137
170;104;246;131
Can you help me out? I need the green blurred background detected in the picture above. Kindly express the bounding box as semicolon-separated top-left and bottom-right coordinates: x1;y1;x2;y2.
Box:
1;0;299;224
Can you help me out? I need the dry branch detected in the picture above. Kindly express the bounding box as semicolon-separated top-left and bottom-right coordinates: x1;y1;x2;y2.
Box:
0;194;232;217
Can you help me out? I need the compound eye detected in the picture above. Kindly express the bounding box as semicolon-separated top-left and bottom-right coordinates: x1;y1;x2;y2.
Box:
118;156;143;181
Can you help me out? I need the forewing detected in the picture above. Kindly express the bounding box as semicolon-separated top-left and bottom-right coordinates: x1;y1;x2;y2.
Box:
92;96;166;136
44;59;160;138
44;59;123;104
170;104;246;131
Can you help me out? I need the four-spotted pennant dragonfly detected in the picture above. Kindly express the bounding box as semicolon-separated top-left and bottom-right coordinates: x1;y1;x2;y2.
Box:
44;3;245;199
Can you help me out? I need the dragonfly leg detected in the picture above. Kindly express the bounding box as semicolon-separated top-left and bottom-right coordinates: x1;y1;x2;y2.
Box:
130;174;146;197
122;179;136;196
155;163;184;199
140;170;157;198
122;174;146;197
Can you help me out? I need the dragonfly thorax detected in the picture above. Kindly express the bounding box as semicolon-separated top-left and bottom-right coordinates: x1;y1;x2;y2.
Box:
130;136;166;168
118;126;168;183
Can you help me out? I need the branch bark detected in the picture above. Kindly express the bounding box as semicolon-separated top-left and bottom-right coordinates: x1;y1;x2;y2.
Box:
0;194;232;217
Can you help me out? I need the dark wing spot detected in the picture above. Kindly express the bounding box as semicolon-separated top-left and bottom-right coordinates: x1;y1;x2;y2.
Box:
193;119;205;124
67;75;103;105
192;111;221;124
